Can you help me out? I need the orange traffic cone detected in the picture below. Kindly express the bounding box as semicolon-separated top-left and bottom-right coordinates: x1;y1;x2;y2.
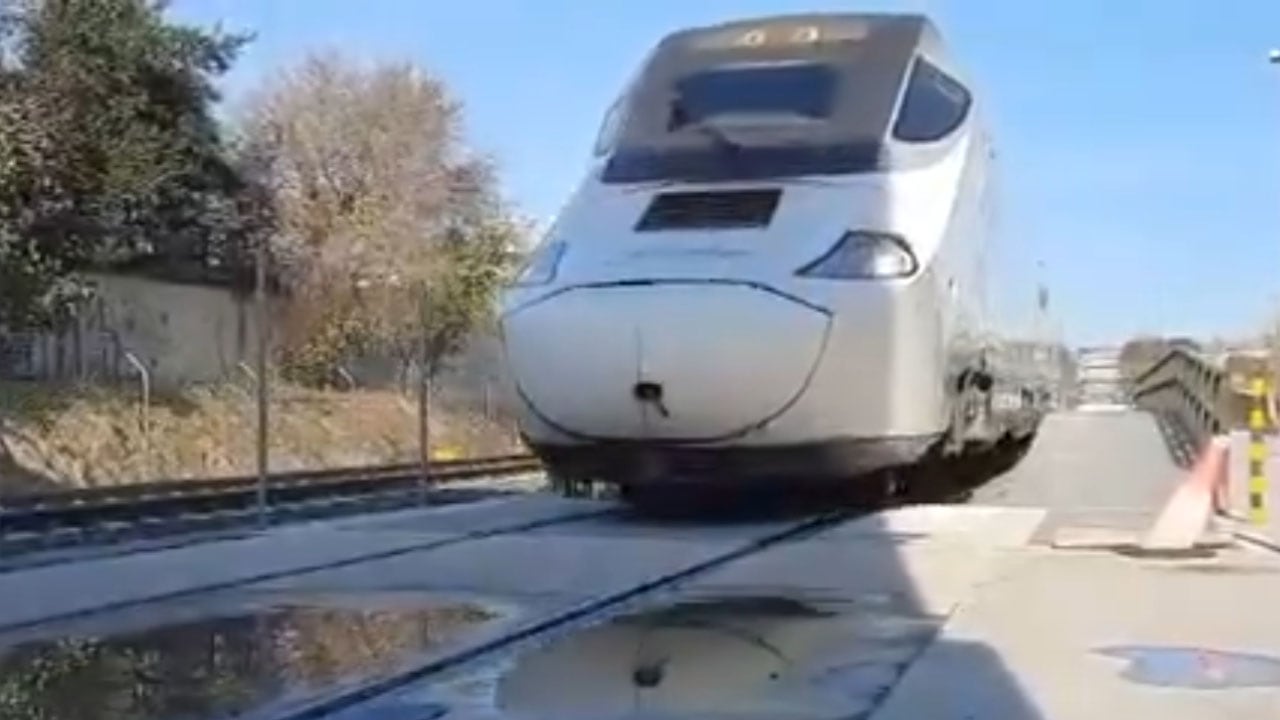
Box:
1212;442;1231;516
1140;435;1229;552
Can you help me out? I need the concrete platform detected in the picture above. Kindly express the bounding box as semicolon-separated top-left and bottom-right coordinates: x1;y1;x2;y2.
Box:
327;502;1053;720
871;412;1280;719
874;543;1280;719
344;411;1280;720
0;493;596;634
6;410;1280;720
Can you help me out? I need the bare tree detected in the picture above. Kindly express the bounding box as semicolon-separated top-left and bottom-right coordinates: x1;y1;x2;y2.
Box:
236;51;522;385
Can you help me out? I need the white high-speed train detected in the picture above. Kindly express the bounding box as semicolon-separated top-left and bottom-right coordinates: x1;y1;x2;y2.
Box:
498;13;1046;496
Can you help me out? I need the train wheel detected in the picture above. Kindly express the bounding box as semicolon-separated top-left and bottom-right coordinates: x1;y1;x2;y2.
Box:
951;373;998;451
546;467;593;498
618;483;657;506
971;394;997;444
883;469;908;499
898;456;956;503
618;483;699;516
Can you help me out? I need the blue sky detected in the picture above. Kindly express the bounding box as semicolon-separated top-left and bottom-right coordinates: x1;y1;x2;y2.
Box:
173;0;1280;347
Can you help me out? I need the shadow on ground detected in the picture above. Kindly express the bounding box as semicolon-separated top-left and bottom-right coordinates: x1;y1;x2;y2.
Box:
607;434;1037;525
492;595;1045;720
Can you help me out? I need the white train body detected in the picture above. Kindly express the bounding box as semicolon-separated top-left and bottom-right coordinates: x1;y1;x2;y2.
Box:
498;13;1042;487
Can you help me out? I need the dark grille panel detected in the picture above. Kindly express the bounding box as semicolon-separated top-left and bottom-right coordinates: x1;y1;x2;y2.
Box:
634;189;782;231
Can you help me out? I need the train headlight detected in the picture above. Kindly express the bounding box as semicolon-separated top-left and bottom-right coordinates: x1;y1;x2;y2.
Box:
796;231;918;280
513;241;567;287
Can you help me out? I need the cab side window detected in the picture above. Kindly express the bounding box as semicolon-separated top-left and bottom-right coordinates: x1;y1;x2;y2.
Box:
892;58;971;142
593;96;626;157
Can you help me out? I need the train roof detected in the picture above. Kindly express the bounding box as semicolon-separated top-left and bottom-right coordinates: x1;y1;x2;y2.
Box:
593;12;972;181
653;13;944;61
600;13;955;182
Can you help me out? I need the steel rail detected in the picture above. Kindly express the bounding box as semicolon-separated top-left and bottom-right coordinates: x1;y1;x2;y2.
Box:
0;454;541;535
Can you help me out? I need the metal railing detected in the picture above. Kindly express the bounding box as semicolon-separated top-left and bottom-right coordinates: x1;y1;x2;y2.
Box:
1130;347;1267;445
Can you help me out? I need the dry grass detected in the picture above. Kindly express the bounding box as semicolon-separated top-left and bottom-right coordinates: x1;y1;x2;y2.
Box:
0;380;522;493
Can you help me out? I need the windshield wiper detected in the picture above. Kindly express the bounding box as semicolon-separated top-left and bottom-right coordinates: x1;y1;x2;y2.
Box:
670;96;743;155
690;121;743;154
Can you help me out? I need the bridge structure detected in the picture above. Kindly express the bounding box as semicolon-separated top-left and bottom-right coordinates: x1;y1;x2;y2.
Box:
1;346;1279;719
1075;345;1128;408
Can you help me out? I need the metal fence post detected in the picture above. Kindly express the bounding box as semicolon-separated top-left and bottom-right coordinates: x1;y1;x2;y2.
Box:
418;361;431;505
236;361;256;388
254;237;271;528
123;351;150;482
335;365;356;391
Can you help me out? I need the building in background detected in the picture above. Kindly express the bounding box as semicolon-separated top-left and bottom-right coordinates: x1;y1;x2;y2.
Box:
1076;346;1127;409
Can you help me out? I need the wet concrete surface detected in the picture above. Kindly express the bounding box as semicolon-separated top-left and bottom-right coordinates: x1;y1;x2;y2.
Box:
328;593;947;720
1095;645;1280;690
492;594;941;720
321;413;1280;720
12;410;1280;719
320;503;1047;720
0;592;506;720
872;544;1280;720
0;589;504;717
1;503;825;720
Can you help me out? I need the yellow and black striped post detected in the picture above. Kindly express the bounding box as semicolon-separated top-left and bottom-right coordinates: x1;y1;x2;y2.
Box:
1248;375;1270;525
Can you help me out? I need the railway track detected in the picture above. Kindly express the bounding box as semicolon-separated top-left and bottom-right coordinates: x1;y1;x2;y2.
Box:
0;498;614;636
0;454;542;553
0;443;1033;717
258;444;1037;719
4;489;857;717
267;508;853;720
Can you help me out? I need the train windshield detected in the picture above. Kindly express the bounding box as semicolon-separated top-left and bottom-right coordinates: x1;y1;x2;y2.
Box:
668;63;838;129
599;20;921;184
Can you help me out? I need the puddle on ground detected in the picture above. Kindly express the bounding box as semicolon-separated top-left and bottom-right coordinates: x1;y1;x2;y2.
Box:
0;598;499;720
485;594;938;720
1097;645;1280;689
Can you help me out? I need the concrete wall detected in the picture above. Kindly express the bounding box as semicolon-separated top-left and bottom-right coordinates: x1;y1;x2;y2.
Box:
0;273;265;388
1;272;513;407
84;273;264;387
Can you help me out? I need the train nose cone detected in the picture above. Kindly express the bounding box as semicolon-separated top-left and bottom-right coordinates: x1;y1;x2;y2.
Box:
500;283;830;441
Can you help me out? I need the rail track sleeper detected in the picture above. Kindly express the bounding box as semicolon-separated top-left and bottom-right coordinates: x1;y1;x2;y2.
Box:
0;455;542;543
0;455;534;509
